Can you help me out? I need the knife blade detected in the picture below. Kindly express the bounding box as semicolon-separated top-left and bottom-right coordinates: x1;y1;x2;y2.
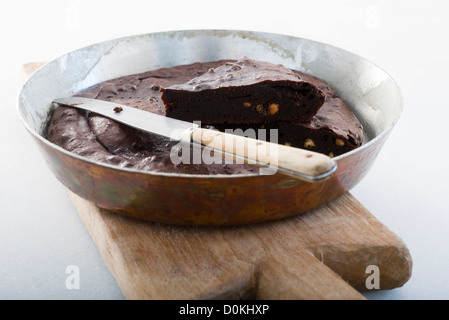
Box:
52;97;198;142
52;97;337;182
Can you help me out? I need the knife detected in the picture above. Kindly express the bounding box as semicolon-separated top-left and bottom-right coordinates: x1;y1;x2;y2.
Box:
52;97;337;182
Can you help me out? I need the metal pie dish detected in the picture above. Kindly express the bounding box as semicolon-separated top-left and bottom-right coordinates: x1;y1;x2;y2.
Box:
18;30;403;226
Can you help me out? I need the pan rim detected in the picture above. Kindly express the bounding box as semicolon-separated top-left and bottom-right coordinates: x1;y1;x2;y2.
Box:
17;29;403;180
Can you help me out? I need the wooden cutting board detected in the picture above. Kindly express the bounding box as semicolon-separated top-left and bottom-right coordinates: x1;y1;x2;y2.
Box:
68;191;411;300
23;63;412;300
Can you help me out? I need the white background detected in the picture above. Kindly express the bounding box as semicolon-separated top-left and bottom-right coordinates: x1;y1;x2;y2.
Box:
1;0;448;300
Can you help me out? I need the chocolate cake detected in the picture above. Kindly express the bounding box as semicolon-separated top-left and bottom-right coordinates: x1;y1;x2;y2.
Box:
208;71;363;157
161;57;325;124
46;59;363;175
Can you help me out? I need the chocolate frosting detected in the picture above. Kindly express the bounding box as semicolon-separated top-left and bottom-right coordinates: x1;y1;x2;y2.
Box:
166;57;307;91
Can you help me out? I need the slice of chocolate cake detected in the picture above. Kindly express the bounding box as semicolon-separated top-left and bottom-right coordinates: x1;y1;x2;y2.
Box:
160;57;325;124
205;71;363;158
297;72;363;156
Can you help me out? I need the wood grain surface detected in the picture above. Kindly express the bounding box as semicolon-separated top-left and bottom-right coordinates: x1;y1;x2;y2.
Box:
23;62;412;300
68;191;412;300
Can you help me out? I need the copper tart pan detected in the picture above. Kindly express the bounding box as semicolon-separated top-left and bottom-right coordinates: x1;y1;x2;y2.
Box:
18;30;402;226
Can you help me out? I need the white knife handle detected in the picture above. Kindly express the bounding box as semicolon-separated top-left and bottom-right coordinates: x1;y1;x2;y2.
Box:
191;128;337;182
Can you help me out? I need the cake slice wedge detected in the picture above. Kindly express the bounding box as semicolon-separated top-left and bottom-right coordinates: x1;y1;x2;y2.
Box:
160;57;325;124
204;71;363;158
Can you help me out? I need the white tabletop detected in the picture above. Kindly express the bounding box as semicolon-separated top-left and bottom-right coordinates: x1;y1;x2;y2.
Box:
1;0;448;300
